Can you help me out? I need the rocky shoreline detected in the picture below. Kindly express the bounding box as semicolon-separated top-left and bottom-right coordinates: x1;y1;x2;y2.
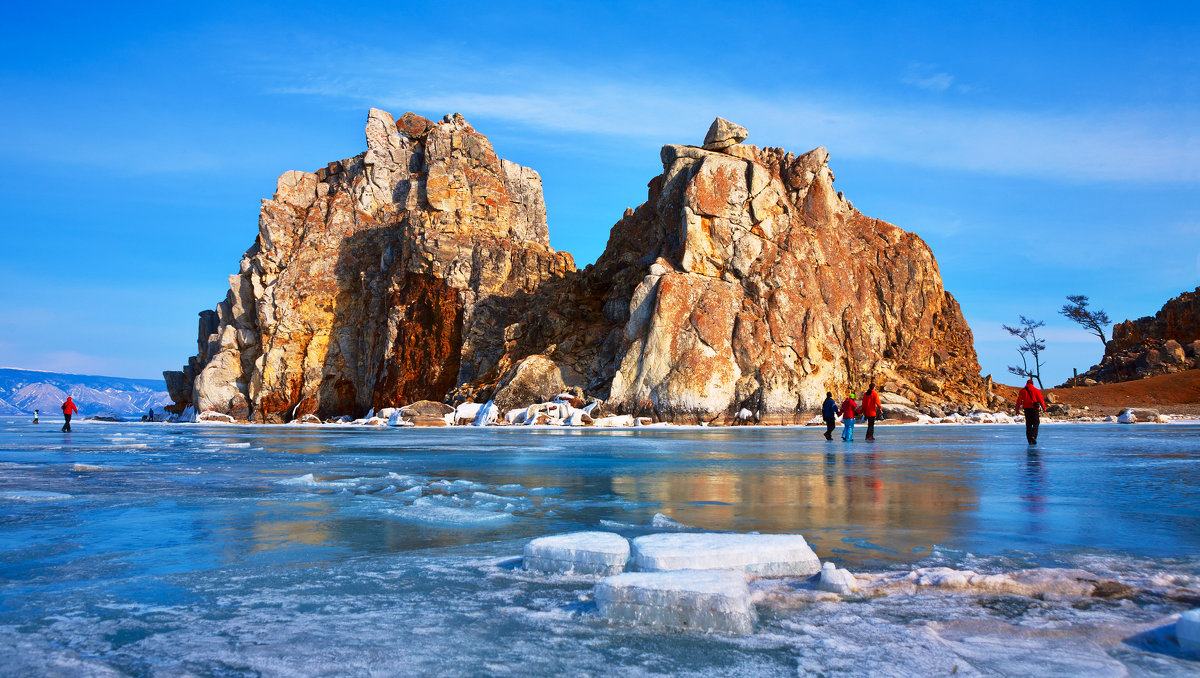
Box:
171;397;1195;428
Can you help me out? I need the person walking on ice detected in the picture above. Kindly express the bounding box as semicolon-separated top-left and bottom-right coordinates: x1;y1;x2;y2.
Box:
61;397;78;433
1015;378;1046;444
840;392;858;441
861;384;881;441
821;392;840;440
33;409;39;424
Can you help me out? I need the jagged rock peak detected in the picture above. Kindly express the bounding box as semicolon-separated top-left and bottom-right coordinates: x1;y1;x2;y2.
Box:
703;117;749;151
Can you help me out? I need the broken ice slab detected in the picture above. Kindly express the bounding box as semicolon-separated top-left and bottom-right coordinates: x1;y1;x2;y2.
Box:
594;570;755;634
1180;609;1200;654
630;533;820;577
523;531;630;576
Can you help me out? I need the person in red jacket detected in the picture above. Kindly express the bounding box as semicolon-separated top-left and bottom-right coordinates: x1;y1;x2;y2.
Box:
1014;379;1046;444
840;392;858;441
61;396;79;433
861;383;881;441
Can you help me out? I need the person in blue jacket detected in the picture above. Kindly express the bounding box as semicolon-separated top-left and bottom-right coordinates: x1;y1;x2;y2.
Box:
821;392;840;440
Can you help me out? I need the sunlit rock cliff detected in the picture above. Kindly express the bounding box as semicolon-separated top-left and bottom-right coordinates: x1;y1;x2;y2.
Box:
166;110;986;423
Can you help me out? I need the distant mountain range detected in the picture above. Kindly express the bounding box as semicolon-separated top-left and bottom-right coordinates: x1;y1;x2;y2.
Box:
0;368;172;417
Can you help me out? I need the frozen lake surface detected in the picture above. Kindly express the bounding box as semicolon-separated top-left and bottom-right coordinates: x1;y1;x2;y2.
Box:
1;417;1198;675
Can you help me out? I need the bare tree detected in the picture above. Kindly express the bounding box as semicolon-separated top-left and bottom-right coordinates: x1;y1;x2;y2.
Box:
1003;316;1047;390
1059;295;1112;346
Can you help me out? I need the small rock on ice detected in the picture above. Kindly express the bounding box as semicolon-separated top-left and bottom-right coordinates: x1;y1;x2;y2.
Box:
524;531;630;576
631;533;820;577
815;561;858;595
594;570;755;634
1179;609;1200;654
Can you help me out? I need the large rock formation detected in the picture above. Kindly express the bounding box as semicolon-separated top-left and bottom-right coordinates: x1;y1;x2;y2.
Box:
167;110;986;423
1067;286;1200;385
165;109;572;422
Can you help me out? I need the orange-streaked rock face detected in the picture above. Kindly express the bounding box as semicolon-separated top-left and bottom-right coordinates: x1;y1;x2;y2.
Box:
166;112;986;423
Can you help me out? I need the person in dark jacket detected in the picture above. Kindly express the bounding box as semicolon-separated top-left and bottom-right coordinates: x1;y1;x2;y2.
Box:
1014;379;1046;444
61;397;79;433
840;393;858;441
33;409;39;424
861;384;881;441
821;392;840;440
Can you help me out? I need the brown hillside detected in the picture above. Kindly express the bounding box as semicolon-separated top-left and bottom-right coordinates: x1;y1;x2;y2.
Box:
996;369;1200;415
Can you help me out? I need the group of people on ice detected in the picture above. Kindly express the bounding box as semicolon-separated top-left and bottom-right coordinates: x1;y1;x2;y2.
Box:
821;378;1047;444
821;384;882;441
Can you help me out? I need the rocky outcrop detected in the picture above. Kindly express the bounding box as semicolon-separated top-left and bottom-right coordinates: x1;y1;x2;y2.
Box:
1068;286;1200;385
473;126;986;423
167;110;986;423
165;109;572;422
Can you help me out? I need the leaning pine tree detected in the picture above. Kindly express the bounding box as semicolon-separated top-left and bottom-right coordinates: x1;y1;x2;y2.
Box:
1059;295;1114;380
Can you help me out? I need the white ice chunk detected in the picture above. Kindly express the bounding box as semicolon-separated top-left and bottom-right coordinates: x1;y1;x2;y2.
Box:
455;402;483;422
631;533;820;577
650;512;691;530
472;400;499;426
504;408;527;424
815;561;859;595
524;531;630;576
594;570;755;634
1179;608;1200;654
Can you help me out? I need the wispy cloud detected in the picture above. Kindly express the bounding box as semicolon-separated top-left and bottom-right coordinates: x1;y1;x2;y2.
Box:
265;52;1200;185
901;64;955;92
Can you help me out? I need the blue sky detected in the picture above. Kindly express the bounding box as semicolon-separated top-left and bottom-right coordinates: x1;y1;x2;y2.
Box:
1;1;1197;387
